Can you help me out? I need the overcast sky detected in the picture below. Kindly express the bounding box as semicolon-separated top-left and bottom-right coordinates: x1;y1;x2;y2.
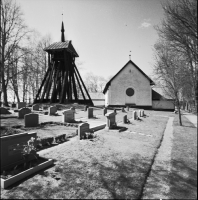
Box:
16;0;166;80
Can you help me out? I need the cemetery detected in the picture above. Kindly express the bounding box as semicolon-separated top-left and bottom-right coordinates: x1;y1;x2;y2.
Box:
0;100;197;198
1;103;171;189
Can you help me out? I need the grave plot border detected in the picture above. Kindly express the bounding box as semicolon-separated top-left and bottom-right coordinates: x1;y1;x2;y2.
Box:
1;157;53;189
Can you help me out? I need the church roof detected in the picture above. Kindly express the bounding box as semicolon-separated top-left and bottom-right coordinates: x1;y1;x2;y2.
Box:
44;40;79;57
103;60;155;94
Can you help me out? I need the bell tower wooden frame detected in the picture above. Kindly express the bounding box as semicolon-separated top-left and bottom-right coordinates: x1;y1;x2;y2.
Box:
34;22;93;105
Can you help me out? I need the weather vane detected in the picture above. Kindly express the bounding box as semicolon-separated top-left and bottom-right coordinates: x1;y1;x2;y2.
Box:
129;51;131;60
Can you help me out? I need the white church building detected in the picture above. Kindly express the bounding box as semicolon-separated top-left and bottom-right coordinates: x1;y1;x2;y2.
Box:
103;60;174;111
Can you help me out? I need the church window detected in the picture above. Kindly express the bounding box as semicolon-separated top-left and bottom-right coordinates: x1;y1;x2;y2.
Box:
126;88;134;96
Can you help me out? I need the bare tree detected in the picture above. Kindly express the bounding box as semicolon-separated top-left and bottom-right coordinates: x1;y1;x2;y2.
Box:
84;72;108;93
0;0;29;106
156;0;197;111
153;40;190;125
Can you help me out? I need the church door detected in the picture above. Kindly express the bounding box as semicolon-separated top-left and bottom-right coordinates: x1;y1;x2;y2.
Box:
125;87;136;105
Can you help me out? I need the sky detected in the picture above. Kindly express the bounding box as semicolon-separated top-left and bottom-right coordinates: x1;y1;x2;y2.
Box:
16;0;166;80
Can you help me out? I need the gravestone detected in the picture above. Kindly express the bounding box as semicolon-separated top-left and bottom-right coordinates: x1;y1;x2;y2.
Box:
133;111;137;120
70;107;75;112
103;108;107;116
25;113;39;127
141;110;144;117
0;132;37;171
88;107;93;119
127;106;129;111
32;104;39;111
0;107;11;114
12;103;16;108
122;107;125;112
78;123;90;140
84;105;88;111
17;102;26;109
114;109;117;113
48;106;57;115
123;115;127;124
18;107;31;119
62;109;75;123
105;112;117;129
138;110;142;117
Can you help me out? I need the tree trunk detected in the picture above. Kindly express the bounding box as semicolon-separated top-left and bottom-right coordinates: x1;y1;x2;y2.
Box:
177;98;182;126
1;73;8;106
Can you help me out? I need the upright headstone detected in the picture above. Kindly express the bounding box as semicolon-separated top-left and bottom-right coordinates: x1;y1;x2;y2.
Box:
114;109;117;113
18;107;31;119
141;110;144;117
17;102;26;109
105;112;117;129
12;103;16;108
138;110;142;117
70;107;75;112
121;107;125;112
32;104;39;111
84;105;88;111
25;113;39;127
0;107;11;114
1;132;37;171
62;109;75;123
48;106;57;115
88;107;93;119
123;115;127;124
133;111;137;120
127;106;129;111
103;108;107;116
78;123;90;140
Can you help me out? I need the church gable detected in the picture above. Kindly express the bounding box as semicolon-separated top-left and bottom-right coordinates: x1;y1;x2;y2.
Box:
112;62;150;87
103;60;154;94
104;60;154;107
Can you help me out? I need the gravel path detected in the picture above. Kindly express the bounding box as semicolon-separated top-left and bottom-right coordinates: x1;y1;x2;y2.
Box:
142;117;174;199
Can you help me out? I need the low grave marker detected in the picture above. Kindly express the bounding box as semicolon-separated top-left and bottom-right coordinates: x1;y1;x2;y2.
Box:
0;107;11;114
84;105;88;111
0;132;37;171
70;107;75;112
123;115;127;124
138;110;142;117
11;103;16;108
103;108;107;116
78;123;90;140
25;113;39;127
62;109;75;123
141;110;144;116
133;111;137;120
105;112;117;129
48;106;57;115
18;107;31;119
17;102;26;109
88;107;93;119
32;104;39;111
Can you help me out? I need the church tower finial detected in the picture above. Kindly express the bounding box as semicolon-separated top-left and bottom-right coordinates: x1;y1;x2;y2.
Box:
61;15;65;42
129;51;131;60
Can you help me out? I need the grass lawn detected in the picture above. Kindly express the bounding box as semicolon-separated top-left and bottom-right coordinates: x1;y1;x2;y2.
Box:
1;111;169;199
169;114;197;199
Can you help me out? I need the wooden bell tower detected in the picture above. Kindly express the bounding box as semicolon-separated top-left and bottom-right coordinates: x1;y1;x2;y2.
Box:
34;22;93;105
